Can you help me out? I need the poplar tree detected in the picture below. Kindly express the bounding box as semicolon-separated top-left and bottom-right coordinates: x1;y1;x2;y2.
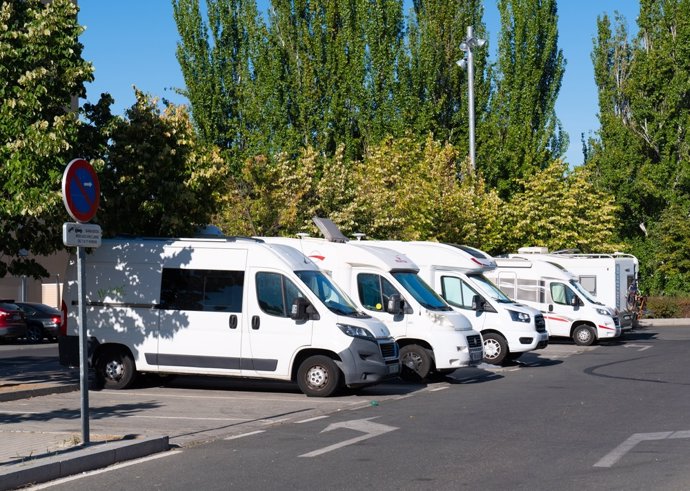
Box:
406;0;488;152
481;0;567;198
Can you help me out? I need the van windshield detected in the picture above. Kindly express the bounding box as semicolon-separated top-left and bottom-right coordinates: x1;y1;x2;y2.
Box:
569;280;601;304
392;272;452;311
467;273;513;303
295;271;367;317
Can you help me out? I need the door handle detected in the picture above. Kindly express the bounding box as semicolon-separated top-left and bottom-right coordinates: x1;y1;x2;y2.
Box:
229;315;238;329
251;315;260;330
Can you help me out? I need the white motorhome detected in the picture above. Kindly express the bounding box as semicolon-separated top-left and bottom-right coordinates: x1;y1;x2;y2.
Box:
510;247;639;329
370;241;549;364
485;257;621;346
262;219;484;381
58;237;400;397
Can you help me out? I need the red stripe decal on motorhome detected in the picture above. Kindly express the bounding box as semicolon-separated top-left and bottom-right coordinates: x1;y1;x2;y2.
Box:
309;255;325;261
598;325;616;331
543;315;570;323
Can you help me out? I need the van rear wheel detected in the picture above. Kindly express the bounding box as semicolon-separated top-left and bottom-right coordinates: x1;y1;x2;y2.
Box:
399;345;432;382
96;348;137;390
297;355;341;397
573;325;596;346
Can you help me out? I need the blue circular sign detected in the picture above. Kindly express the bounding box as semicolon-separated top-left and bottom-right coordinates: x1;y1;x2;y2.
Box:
62;158;100;223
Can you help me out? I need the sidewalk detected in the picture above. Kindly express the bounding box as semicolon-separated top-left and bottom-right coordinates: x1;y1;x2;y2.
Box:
0;355;169;490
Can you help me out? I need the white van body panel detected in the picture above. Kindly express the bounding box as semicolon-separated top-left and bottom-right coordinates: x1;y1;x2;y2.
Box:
262;237;484;372
486;257;621;344
511;250;639;329
370;241;549;362
61;238;399;394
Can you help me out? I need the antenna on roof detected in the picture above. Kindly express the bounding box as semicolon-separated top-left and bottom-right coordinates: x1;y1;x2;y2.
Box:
312;216;349;243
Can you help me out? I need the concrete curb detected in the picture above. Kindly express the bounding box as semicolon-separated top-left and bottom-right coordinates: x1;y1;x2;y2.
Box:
0;436;170;491
636;318;690;327
0;383;79;403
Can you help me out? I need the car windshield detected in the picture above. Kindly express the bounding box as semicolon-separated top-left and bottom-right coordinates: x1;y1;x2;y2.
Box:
295;270;366;317
468;273;513;303
570;280;601;304
392;272;452;311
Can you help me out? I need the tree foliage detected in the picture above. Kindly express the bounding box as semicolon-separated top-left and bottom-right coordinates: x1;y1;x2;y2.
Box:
588;1;690;293
81;91;227;237
480;0;567;198
0;0;92;278
500;160;620;253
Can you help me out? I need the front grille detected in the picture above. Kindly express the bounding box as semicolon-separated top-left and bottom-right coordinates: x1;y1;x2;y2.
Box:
379;340;398;360
467;334;483;350
613;316;620;328
535;314;546;333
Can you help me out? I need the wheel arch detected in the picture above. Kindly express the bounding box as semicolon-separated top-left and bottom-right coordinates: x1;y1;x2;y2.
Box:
291;348;342;382
570;321;598;339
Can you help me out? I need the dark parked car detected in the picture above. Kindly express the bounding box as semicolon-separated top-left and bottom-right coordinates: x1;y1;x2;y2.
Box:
15;302;62;343
0;300;27;342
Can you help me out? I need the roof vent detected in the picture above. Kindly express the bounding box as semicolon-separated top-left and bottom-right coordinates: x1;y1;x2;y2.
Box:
517;246;549;254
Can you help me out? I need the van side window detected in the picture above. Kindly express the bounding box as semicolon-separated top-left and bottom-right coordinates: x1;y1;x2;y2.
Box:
441;276;477;309
160;268;244;312
256;272;303;317
550;282;576;305
357;273;398;311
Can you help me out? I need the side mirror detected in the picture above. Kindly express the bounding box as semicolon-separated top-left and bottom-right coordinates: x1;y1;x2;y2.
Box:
290;297;310;321
471;294;485;311
386;293;405;315
570;296;581;307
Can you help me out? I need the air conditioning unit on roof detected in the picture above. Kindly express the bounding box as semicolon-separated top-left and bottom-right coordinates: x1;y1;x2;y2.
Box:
517;246;549;254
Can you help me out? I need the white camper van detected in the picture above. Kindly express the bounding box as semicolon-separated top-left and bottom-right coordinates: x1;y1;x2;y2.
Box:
485;257;621;346
510;247;639;329
262;220;484;381
58;237;400;397
370;241;549;364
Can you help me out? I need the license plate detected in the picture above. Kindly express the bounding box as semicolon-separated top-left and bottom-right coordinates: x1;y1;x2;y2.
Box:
388;364;400;374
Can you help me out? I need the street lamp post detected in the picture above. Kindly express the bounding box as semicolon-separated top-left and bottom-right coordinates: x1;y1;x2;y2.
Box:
457;25;485;172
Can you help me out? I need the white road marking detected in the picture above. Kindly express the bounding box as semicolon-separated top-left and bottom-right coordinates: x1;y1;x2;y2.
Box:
299;417;398;458
296;415;329;424
224;430;265;440
594;430;690;467
623;343;653;351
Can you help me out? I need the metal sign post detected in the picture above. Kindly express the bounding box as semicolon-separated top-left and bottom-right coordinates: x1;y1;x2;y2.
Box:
62;158;101;447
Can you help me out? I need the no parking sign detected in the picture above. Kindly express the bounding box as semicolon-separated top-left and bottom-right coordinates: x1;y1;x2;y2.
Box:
62;158;100;223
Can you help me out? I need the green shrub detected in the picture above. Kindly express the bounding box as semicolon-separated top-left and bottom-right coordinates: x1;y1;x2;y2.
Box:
644;297;690;318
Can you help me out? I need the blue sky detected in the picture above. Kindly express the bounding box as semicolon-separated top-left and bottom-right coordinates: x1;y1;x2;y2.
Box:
78;1;639;167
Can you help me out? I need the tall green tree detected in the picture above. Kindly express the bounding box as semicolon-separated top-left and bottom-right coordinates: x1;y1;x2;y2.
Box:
406;0;488;153
173;0;262;173
0;0;92;278
587;1;690;293
481;0;567;198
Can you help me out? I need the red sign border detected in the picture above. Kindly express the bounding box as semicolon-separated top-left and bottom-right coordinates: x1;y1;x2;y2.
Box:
62;158;100;223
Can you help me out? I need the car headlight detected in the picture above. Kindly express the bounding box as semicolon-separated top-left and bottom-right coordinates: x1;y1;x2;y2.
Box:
508;310;530;323
337;323;375;340
596;308;610;316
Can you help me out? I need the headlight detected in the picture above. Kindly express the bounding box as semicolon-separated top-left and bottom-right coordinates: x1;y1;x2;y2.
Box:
337;323;375;340
508;310;530;323
596;308;610;316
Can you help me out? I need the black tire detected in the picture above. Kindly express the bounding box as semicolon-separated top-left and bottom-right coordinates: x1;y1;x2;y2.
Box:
26;323;44;343
96;348;137;390
482;332;509;365
399;345;432;382
297;355;341;397
573;325;596;346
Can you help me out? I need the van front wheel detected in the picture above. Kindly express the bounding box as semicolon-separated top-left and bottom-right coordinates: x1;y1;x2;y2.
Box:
482;333;508;365
297;355;341;397
573;325;596;346
399;345;432;382
96;348;137;390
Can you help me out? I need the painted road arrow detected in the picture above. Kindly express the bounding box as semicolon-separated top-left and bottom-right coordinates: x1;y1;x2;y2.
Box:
594;430;690;467
299;417;399;458
623;343;653;351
